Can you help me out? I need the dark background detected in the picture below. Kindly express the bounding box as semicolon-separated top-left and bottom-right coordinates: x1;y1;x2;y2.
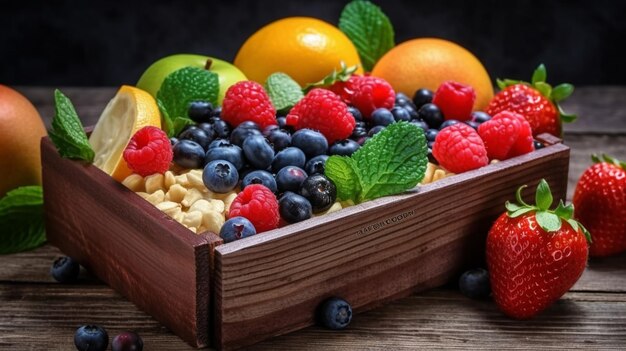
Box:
2;0;625;86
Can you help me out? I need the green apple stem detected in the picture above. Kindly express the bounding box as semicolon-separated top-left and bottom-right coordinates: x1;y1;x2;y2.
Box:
205;58;213;70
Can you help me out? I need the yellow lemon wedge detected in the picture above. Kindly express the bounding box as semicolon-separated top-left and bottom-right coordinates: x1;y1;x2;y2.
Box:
89;85;161;181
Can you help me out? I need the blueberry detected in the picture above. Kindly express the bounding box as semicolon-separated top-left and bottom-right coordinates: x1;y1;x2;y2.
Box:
427;141;435;150
203;160;239;193
428;147;436;163
395;93;417;110
465;120;480;130
205;142;244;170
371;108;395;126
74;325;109;351
111;331;143;351
391;107;411;122
368;125;385;137
412;88;434;108
197;123;217;140
459;268;491;299
350;126;368;140
470;111;492;124
262;124;280;136
440;119;461;130
276;166;308;193
188;101;213;123
220;217;256;243
404;104;419;120
212;119;231;139
276;116;288;129
409;119;429;132
230;126;262;147
208;138;230;149
356;136;370;145
178;127;213;150
304;155;329;175
319;297;352;330
534;140;545;150
243;135;275;169
329;139;360;157
212;106;222;117
50;256;79;283
169;137;178;147
242;170;278;193
272;147;306;173
418;103;444;129
291;129;328;158
347;106;363;122
267;129;292;152
299;174;337;212
238;121;261;131
425;129;439;142
279;192;313;223
173;140;205;169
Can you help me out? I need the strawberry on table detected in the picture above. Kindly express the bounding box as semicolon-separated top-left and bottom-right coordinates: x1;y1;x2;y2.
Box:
486;64;576;137
573;154;626;257
486;179;590;319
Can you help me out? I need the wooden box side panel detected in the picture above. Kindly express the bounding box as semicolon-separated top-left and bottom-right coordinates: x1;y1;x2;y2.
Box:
214;144;570;350
41;138;213;348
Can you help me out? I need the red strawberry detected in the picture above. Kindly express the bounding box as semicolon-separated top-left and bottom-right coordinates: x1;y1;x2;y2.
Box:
286;89;355;144
487;179;590;319
573;154;626;257
486;64;576;137
328;75;360;104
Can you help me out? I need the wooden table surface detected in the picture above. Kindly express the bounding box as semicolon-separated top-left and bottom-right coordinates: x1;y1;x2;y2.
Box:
2;87;625;350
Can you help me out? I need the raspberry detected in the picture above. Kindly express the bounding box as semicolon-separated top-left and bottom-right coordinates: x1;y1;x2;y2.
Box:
432;81;476;121
327;75;360;104
433;123;488;173
228;184;279;233
286;89;355;144
221;81;276;129
478;111;534;160
123;126;172;177
349;76;395;118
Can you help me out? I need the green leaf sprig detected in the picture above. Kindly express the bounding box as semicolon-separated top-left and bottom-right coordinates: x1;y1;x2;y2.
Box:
496;64;577;124
49;89;95;162
591;153;626;170
0;186;45;254
338;0;394;72
156;66;219;137
265;72;304;113
302;62;359;93
506;179;591;242
325;122;428;203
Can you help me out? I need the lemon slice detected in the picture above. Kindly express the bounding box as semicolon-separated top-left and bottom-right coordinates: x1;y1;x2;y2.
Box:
89;85;161;181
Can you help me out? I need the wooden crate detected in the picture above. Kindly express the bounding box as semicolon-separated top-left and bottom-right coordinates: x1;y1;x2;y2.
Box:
42;134;570;350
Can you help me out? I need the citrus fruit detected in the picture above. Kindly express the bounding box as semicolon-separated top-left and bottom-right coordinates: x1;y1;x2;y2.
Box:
0;85;48;197
371;38;494;111
234;17;363;87
89;85;161;182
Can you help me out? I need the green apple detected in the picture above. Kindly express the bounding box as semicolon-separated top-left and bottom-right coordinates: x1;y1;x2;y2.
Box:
136;54;247;105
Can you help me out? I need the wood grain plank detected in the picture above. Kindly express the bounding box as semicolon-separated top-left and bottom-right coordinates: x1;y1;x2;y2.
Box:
214;144;570;349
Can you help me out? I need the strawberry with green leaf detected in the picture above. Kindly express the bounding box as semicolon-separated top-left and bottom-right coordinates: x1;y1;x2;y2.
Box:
486;64;576;137
573;154;626;257
486;179;590;319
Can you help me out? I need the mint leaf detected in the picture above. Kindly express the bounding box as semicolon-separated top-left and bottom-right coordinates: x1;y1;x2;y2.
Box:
50;89;94;162
339;0;394;71
352;122;428;202
265;73;304;113
0;186;45;254
325;156;361;201
157;67;219;137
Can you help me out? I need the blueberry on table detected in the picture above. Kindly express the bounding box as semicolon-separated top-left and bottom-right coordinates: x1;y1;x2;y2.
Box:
230;126;262;147
267;129;292;151
243;134;275;170
418;103;444;129
291;129;328;158
272;147;306;173
197;122;217;141
371;108;395;126
319;297;353;330
220;216;257;243
74;325;109;351
299;174;337;212
304;155;329;175
188;101;213;123
242;170;278;193
205;142;244;170
279;192;313;223
203;160;239;193
178;127;213;150
262;124;280;137
276;166;308;193
391;106;411;122
173;140;205;169
459;268;491;299
111;331;143;351
212;119;231;139
329;139;360;157
412;88;434;109
51;256;80;283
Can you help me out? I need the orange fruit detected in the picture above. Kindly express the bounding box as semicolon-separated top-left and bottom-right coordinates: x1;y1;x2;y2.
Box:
89;85;161;182
0;85;48;197
371;38;494;111
234;17;363;87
